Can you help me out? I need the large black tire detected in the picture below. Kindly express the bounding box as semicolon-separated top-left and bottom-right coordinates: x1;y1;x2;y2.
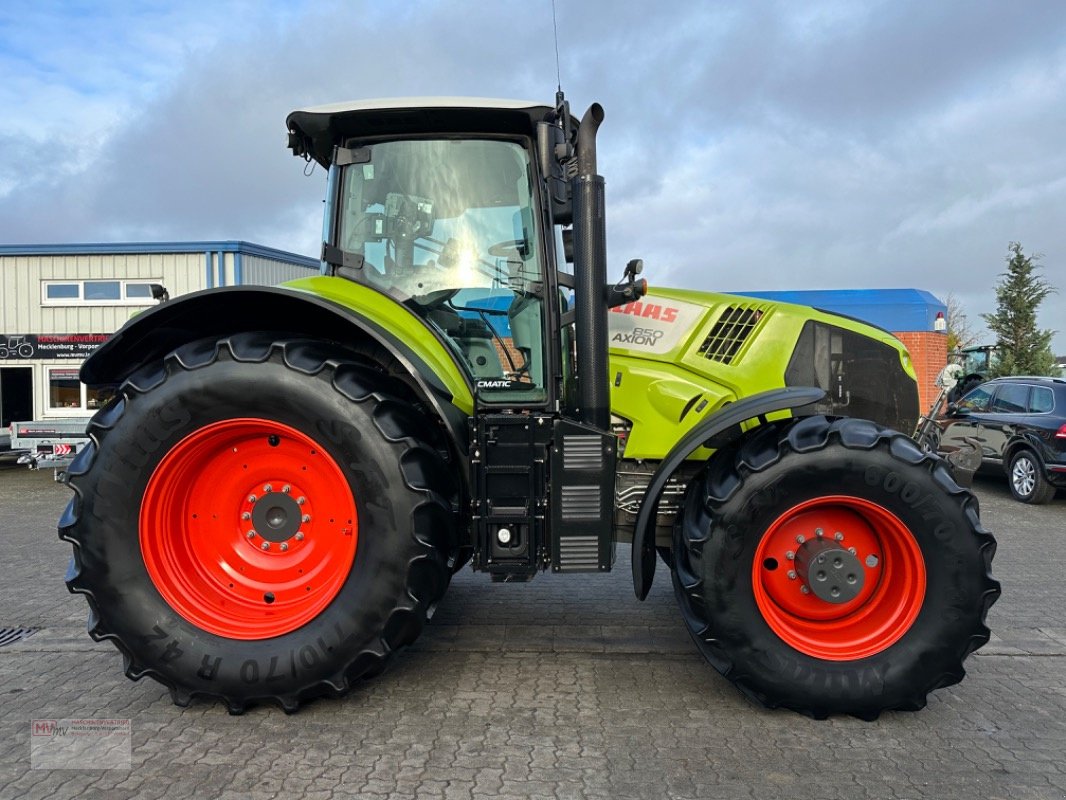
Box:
1007;448;1056;504
60;334;456;713
672;415;1000;720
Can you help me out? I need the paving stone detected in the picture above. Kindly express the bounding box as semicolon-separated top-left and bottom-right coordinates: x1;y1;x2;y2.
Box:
0;468;1064;799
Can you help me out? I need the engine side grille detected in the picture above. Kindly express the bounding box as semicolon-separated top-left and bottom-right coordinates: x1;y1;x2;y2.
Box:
556;536;600;571
563;435;603;471
560;485;601;520
698;303;768;364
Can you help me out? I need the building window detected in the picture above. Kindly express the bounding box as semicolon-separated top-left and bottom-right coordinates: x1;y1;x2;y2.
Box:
125;283;154;299
84;281;122;301
41;279;161;306
46;367;115;412
45;283;80;300
48;368;82;409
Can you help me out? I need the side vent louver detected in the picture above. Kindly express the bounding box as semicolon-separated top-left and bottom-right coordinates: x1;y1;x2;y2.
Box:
560;486;601;520
698;303;768;364
563;435;603;470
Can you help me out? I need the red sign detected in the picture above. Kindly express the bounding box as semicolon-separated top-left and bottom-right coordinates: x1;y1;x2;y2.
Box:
0;334;109;360
610;301;680;323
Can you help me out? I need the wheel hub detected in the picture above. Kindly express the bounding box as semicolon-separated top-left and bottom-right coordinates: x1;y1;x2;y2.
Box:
249;487;304;543
794;539;864;604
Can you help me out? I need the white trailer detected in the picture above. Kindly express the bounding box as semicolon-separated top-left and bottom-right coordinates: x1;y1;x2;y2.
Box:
9;419;90;472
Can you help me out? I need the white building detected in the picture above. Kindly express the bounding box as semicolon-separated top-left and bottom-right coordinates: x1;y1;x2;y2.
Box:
0;241;317;427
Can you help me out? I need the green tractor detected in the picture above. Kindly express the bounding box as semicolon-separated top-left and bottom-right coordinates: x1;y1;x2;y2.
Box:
60;96;999;719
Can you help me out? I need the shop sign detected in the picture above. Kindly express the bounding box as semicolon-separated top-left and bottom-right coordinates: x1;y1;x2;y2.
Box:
0;334;110;360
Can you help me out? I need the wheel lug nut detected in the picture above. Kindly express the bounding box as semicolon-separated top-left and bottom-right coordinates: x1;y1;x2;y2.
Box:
261;542;270;551
302;514;311;524
263;484;273;493
834;532;844;541
248;494;257;503
786;550;795;560
242;511;251;520
246;530;256;539
295;532;304;541
848;546;857;555
282;484;291;494
787;570;797;580
280;542;289;552
866;555;879;567
815;528;824;537
796;534;806;544
297;496;306;506
800;585;810;595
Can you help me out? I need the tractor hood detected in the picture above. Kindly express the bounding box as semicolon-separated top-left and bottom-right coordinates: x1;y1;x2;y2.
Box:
607;286;920;458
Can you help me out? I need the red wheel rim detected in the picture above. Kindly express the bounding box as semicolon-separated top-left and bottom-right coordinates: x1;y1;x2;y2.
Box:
752;496;926;660
140;419;358;640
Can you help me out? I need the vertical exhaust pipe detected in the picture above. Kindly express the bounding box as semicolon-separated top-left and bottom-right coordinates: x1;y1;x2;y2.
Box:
571;103;609;430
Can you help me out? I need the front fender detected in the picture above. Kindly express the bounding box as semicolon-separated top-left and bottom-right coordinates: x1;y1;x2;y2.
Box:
81;283;475;464
84;282;473;408
631;386;826;600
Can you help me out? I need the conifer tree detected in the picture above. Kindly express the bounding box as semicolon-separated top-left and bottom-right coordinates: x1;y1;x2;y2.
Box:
981;242;1057;377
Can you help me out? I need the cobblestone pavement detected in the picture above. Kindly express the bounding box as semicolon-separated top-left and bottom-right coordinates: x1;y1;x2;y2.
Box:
0;463;1063;800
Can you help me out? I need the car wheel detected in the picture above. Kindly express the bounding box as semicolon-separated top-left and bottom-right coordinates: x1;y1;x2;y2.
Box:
1008;449;1056;504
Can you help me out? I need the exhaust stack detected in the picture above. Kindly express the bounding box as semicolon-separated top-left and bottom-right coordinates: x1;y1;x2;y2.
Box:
571;103;609;430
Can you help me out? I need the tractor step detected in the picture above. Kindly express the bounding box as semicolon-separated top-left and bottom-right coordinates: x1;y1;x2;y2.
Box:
469;414;616;577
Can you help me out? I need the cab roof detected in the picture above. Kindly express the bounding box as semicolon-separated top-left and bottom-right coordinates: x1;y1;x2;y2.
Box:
286;97;554;168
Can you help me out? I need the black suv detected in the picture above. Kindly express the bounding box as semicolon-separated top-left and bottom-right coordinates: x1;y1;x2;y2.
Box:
938;376;1066;503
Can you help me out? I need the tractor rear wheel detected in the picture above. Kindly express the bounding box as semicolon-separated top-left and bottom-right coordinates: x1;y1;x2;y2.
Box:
672;415;1000;719
60;334;456;712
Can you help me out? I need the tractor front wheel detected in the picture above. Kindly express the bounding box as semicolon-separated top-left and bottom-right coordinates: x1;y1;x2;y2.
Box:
672;415;1000;719
60;335;456;712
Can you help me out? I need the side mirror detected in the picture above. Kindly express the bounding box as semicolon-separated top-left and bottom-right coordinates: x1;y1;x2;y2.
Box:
947;403;960;415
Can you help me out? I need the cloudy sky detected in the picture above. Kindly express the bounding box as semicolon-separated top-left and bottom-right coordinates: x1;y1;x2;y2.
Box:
1;0;1064;351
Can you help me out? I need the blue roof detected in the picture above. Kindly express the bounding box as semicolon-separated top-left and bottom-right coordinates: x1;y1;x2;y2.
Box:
733;288;946;332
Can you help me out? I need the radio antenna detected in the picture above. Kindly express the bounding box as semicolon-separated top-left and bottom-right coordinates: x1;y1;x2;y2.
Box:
551;0;563;93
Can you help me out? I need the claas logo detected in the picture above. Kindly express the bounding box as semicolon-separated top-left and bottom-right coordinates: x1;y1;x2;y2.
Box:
610;301;679;323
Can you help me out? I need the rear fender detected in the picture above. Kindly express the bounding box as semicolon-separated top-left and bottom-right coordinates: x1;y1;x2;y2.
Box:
631;386;826;600
81;283;475;463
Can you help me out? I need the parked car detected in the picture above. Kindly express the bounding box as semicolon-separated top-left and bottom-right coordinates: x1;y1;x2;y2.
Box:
937;376;1066;503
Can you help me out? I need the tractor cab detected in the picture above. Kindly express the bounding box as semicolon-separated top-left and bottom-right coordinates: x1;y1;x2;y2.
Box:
288;97;620;580
287;99;566;408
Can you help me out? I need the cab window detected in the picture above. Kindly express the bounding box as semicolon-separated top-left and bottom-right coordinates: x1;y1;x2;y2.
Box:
337;138;546;404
